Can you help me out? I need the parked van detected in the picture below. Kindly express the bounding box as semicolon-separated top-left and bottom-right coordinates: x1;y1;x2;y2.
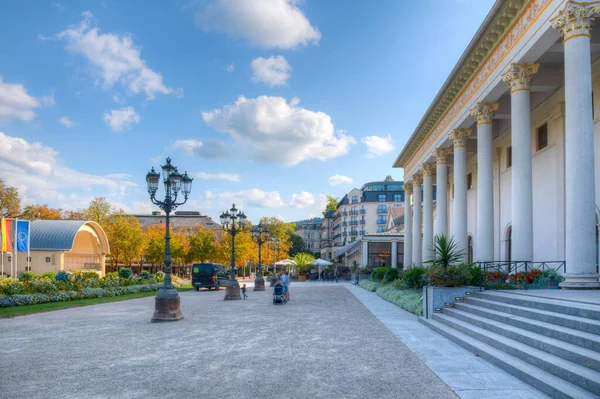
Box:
192;263;228;291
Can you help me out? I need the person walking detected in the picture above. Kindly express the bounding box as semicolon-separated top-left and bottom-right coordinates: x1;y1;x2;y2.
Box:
241;284;248;299
282;271;290;302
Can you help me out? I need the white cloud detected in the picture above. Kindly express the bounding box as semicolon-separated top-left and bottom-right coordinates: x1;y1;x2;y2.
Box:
194;172;240;182
318;194;327;211
202;95;356;165
0;76;41;122
217;188;285;208
195;0;321;49
104;106;140;132
251;55;291;87
0;132;136;207
362;134;395;158
173;139;230;159
54;11;177;100
112;94;126;104
40;92;56;106
328;174;352;186
224;63;234;73
58;116;77;128
290;191;315;208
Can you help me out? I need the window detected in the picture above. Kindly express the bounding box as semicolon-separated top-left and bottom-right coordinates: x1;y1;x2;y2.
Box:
467;236;473;264
537;123;548;151
367;241;391;267
387;184;402;191
377;215;386;224
352;195;358;203
378;194;386;202
393;194;402;202
507;146;512;168
377;226;384;233
377;204;387;213
467;173;473;190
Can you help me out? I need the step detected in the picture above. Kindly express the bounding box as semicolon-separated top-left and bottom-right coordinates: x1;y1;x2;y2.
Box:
465;296;600;335
418;317;598;399
476;291;600;321
433;313;600;395
443;307;600;372
454;302;600;352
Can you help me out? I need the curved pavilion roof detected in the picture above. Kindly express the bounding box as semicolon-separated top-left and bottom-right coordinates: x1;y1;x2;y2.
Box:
30;220;110;253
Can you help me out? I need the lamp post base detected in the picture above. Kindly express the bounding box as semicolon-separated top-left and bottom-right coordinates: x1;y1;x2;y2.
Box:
254;276;265;291
224;280;242;300
151;295;183;322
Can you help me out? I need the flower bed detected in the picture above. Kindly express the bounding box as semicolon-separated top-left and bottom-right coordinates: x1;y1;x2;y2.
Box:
376;285;423;316
358;280;381;292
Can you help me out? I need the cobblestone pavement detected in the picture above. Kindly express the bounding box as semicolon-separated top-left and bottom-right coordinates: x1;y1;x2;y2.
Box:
0;284;456;399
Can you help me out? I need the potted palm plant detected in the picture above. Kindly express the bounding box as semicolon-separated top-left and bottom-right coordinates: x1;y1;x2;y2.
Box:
294;252;315;281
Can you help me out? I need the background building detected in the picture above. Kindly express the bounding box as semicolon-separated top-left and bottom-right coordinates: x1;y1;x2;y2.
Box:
293;217;323;256
131;210;221;236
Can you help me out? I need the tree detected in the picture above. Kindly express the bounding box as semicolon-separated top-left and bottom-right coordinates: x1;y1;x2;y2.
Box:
103;212;146;267
288;233;305;257
187;227;217;264
0;179;21;218
20;204;63;220
322;195;338;215
258;217;295;264
63;209;87;220
144;224;165;266
86;197;113;226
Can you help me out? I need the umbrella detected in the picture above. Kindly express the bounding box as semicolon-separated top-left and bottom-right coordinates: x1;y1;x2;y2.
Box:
310;258;333;280
275;259;297;266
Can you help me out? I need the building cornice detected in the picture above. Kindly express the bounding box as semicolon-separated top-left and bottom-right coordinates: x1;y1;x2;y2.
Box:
393;0;531;170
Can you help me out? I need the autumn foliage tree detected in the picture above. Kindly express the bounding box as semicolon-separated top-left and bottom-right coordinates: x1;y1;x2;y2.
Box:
0;179;21;218
20;204;63;220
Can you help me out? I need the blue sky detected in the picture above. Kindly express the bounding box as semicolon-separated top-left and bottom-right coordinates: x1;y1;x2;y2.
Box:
0;0;495;224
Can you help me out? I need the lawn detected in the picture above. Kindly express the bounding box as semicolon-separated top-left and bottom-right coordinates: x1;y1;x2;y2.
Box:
0;285;194;318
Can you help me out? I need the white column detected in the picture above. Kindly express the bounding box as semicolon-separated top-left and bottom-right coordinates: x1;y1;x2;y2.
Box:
391;241;398;268
552;3;600;288
361;240;368;268
421;163;435;261
449;129;471;261
471;102;499;262
412;175;423;265
403;181;413;269
433;148;450;238
502;63;538;262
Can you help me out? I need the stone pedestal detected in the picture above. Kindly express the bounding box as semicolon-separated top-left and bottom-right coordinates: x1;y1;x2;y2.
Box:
254;276;265;291
151;295;183;322
224;280;242;300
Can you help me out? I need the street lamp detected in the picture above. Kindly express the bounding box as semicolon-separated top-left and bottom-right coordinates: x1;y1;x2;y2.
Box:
220;203;248;300
146;157;193;322
269;237;281;287
251;224;270;291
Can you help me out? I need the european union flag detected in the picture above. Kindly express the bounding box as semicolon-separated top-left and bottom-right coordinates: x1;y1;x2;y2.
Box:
16;221;29;252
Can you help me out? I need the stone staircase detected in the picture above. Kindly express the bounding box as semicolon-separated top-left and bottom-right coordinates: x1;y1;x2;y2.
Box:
419;291;600;399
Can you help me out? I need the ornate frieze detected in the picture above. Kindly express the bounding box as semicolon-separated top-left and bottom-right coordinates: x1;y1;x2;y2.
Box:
470;102;500;125
421;162;436;177
551;1;600;42
502;63;540;93
399;0;552;175
412;174;423;186
403;181;413;195
449;129;471;148
432;148;451;165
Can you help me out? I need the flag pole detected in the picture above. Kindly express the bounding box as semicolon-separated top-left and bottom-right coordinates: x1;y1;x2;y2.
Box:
14;218;18;277
27;220;30;272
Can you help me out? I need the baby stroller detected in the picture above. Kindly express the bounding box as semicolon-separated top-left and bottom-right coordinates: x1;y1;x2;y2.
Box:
273;282;287;305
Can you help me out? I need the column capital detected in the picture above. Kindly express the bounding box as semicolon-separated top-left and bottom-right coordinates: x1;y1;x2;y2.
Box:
403;181;413;194
470;102;499;125
449;128;471;148
412;174;423;186
432;148;451;165
502;63;540;94
421;162;436;177
551;1;600;42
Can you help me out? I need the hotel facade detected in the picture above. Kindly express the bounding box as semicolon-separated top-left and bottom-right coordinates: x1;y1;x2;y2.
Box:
394;0;600;288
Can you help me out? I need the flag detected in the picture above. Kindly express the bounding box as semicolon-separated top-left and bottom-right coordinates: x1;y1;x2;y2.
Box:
1;218;12;253
16;220;29;252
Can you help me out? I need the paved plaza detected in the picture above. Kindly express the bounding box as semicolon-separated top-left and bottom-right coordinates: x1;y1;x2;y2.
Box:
0;284;457;399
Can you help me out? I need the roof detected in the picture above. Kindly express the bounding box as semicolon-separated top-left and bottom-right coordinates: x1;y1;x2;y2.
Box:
131;214;220;230
364;231;404;237
29;220;109;252
335;240;361;257
389;207;405;226
393;0;524;169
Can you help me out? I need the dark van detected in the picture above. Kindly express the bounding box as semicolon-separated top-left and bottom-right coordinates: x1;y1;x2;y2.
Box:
192;263;228;291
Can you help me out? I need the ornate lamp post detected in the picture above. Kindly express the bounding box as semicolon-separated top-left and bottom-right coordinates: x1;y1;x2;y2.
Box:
251;224;270;291
269;237;281;287
146;157;193;322
220;203;247;301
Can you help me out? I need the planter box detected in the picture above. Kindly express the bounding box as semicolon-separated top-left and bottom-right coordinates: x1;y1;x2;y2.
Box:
423;286;481;319
298;275;307;281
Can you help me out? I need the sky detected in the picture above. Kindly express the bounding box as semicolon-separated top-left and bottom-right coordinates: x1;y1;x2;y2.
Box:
0;0;495;224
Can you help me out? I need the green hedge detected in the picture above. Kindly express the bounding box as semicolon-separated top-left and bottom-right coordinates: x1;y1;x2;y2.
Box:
375;285;423;316
0;284;163;307
358;280;381;292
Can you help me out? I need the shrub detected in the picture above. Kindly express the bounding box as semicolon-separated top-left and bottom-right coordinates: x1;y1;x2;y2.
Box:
72;270;100;280
425;234;465;268
376;285;423;316
118;268;133;279
464;263;484;286
55;271;70;282
41;272;57;279
358;280;381;292
0;277;25;295
22;272;39;281
384;268;399;283
140;270;152;280
428;264;471;287
401;267;428;290
372;267;386;282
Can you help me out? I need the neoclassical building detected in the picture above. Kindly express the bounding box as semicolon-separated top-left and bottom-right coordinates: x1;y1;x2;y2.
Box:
394;0;600;288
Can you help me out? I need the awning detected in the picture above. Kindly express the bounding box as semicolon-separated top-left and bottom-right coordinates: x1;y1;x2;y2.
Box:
335;240;361;258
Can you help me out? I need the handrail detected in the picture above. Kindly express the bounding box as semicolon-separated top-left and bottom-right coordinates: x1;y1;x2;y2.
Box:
473;261;566;290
